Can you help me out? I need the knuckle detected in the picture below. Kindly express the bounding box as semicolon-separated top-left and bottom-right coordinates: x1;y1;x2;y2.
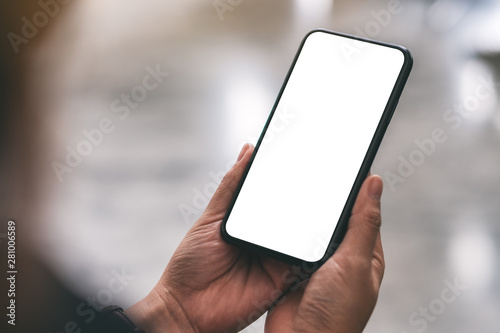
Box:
219;169;237;190
365;208;381;229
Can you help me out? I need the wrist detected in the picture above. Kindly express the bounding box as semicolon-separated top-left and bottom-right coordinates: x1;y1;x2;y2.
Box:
126;287;196;333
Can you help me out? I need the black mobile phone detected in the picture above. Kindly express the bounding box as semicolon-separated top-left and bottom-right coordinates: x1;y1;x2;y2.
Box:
221;29;412;267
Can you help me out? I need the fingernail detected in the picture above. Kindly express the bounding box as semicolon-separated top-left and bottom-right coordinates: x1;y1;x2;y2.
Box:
237;143;249;162
369;176;383;201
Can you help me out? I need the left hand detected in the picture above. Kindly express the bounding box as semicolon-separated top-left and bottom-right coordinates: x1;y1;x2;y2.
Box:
127;143;294;333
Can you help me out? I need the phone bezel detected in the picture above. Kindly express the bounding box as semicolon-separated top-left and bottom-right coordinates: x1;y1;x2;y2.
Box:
220;29;413;268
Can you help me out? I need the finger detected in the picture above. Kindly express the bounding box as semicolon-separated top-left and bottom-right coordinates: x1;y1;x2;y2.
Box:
236;142;250;162
335;175;383;259
201;143;254;221
265;280;307;332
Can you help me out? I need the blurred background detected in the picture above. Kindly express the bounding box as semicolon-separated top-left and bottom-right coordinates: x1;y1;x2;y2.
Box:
2;0;500;332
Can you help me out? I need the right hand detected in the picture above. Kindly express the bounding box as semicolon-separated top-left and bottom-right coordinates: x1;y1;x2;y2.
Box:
265;175;385;333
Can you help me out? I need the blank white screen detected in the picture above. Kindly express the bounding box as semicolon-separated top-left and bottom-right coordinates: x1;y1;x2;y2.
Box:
225;31;405;262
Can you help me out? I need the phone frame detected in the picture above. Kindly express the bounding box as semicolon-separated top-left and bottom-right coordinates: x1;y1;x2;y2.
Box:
220;29;413;268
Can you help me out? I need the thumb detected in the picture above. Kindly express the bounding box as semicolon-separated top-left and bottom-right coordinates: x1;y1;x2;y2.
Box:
200;143;254;222
336;175;383;259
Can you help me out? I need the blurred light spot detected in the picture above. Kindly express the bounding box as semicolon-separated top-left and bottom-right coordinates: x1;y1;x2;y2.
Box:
293;0;333;22
463;1;500;55
458;60;497;127
448;225;495;293
426;0;473;32
224;77;273;150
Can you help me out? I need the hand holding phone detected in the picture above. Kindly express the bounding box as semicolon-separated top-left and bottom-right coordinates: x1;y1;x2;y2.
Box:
128;143;386;333
265;174;385;333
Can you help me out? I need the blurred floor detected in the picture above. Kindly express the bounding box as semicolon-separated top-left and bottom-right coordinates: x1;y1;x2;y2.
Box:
29;0;500;332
